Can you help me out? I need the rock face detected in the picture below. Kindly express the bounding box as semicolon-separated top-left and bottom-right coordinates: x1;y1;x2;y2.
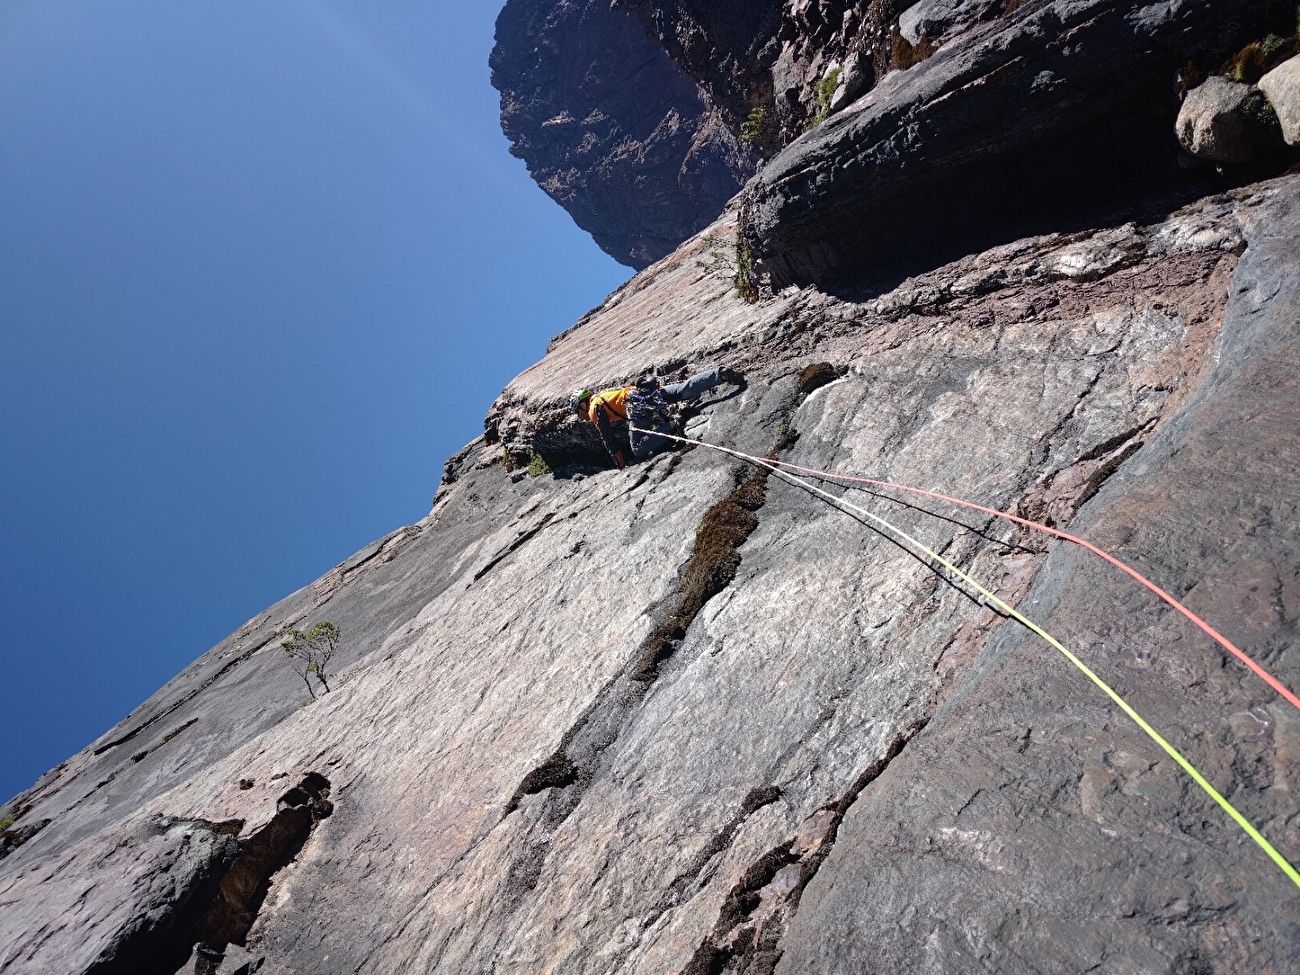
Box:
4;174;1300;972
490;1;1297;272
740;0;1292;286
613;0;785;147
487;0;907;263
490;1;1297;279
490;0;759;268
1;815;238;975
899;0;1001;46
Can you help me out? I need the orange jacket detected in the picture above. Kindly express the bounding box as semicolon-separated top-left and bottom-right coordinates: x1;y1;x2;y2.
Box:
586;386;631;425
586;386;633;467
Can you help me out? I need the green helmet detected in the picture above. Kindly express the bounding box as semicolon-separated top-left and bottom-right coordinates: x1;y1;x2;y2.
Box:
569;389;592;414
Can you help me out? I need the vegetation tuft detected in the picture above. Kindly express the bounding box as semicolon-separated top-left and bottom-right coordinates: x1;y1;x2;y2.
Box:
806;67;843;130
0;816;14;832
734;237;758;303
1220;33;1298;83
209;818;245;837
891;33;935;72
527;450;552;477
739;106;767;146
1242;91;1284;143
630;468;768;682
798;362;842;398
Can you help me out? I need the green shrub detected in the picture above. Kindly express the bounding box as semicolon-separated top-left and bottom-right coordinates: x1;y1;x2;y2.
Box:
280;621;340;701
0;815;15;832
806;67;842;130
740;106;767;145
527;451;551;476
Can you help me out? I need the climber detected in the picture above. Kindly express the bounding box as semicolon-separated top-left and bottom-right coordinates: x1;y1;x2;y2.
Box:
570;367;744;469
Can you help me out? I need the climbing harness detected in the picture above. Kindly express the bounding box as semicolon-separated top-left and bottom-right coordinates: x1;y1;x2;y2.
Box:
629;424;1300;890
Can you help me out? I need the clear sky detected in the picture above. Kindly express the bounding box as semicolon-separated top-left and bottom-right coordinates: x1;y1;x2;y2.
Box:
0;1;631;803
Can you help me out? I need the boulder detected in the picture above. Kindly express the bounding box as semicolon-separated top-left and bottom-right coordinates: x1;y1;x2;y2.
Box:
214;944;264;975
1259;53;1300;146
1176;75;1256;163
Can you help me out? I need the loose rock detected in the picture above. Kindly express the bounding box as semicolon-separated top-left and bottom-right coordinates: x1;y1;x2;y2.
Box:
1259;54;1300;146
1177;75;1256;163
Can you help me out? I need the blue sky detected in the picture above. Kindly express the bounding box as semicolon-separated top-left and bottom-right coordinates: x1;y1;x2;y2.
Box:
0;1;630;803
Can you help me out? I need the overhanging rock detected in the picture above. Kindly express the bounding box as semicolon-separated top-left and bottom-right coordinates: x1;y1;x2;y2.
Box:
741;0;1284;287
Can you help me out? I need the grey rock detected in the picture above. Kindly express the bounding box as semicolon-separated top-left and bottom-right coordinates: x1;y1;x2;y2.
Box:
1177;75;1255;163
0;815;237;975
215;943;264;975
615;0;785;152
0;517;451;876
898;0;1000;45
742;0;1281;286
172;942;263;975
775;177;1300;975
0;817;50;860
173;943;223;975
487;0;1286;272
494;0;1261;264
1260;54;1300;146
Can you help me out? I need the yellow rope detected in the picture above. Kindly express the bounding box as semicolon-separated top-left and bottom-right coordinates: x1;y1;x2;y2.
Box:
640;427;1300;889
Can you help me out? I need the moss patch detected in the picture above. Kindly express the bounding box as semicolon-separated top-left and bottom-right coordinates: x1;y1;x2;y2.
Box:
735;237;758;303
797;362;842;398
506;751;579;812
891;33;935;71
631;468;769;682
209;818;246;837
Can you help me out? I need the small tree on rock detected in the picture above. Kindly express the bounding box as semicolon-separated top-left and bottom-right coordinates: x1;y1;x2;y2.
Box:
281;621;340;700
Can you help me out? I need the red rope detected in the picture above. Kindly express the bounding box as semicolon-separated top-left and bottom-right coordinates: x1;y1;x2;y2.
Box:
763;458;1300;713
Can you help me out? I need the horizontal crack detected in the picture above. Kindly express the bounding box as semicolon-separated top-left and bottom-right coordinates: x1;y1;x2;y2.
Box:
472;512;557;583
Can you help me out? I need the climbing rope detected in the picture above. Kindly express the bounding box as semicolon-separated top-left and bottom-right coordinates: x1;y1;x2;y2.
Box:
630;425;1300;889
758;458;1300;714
